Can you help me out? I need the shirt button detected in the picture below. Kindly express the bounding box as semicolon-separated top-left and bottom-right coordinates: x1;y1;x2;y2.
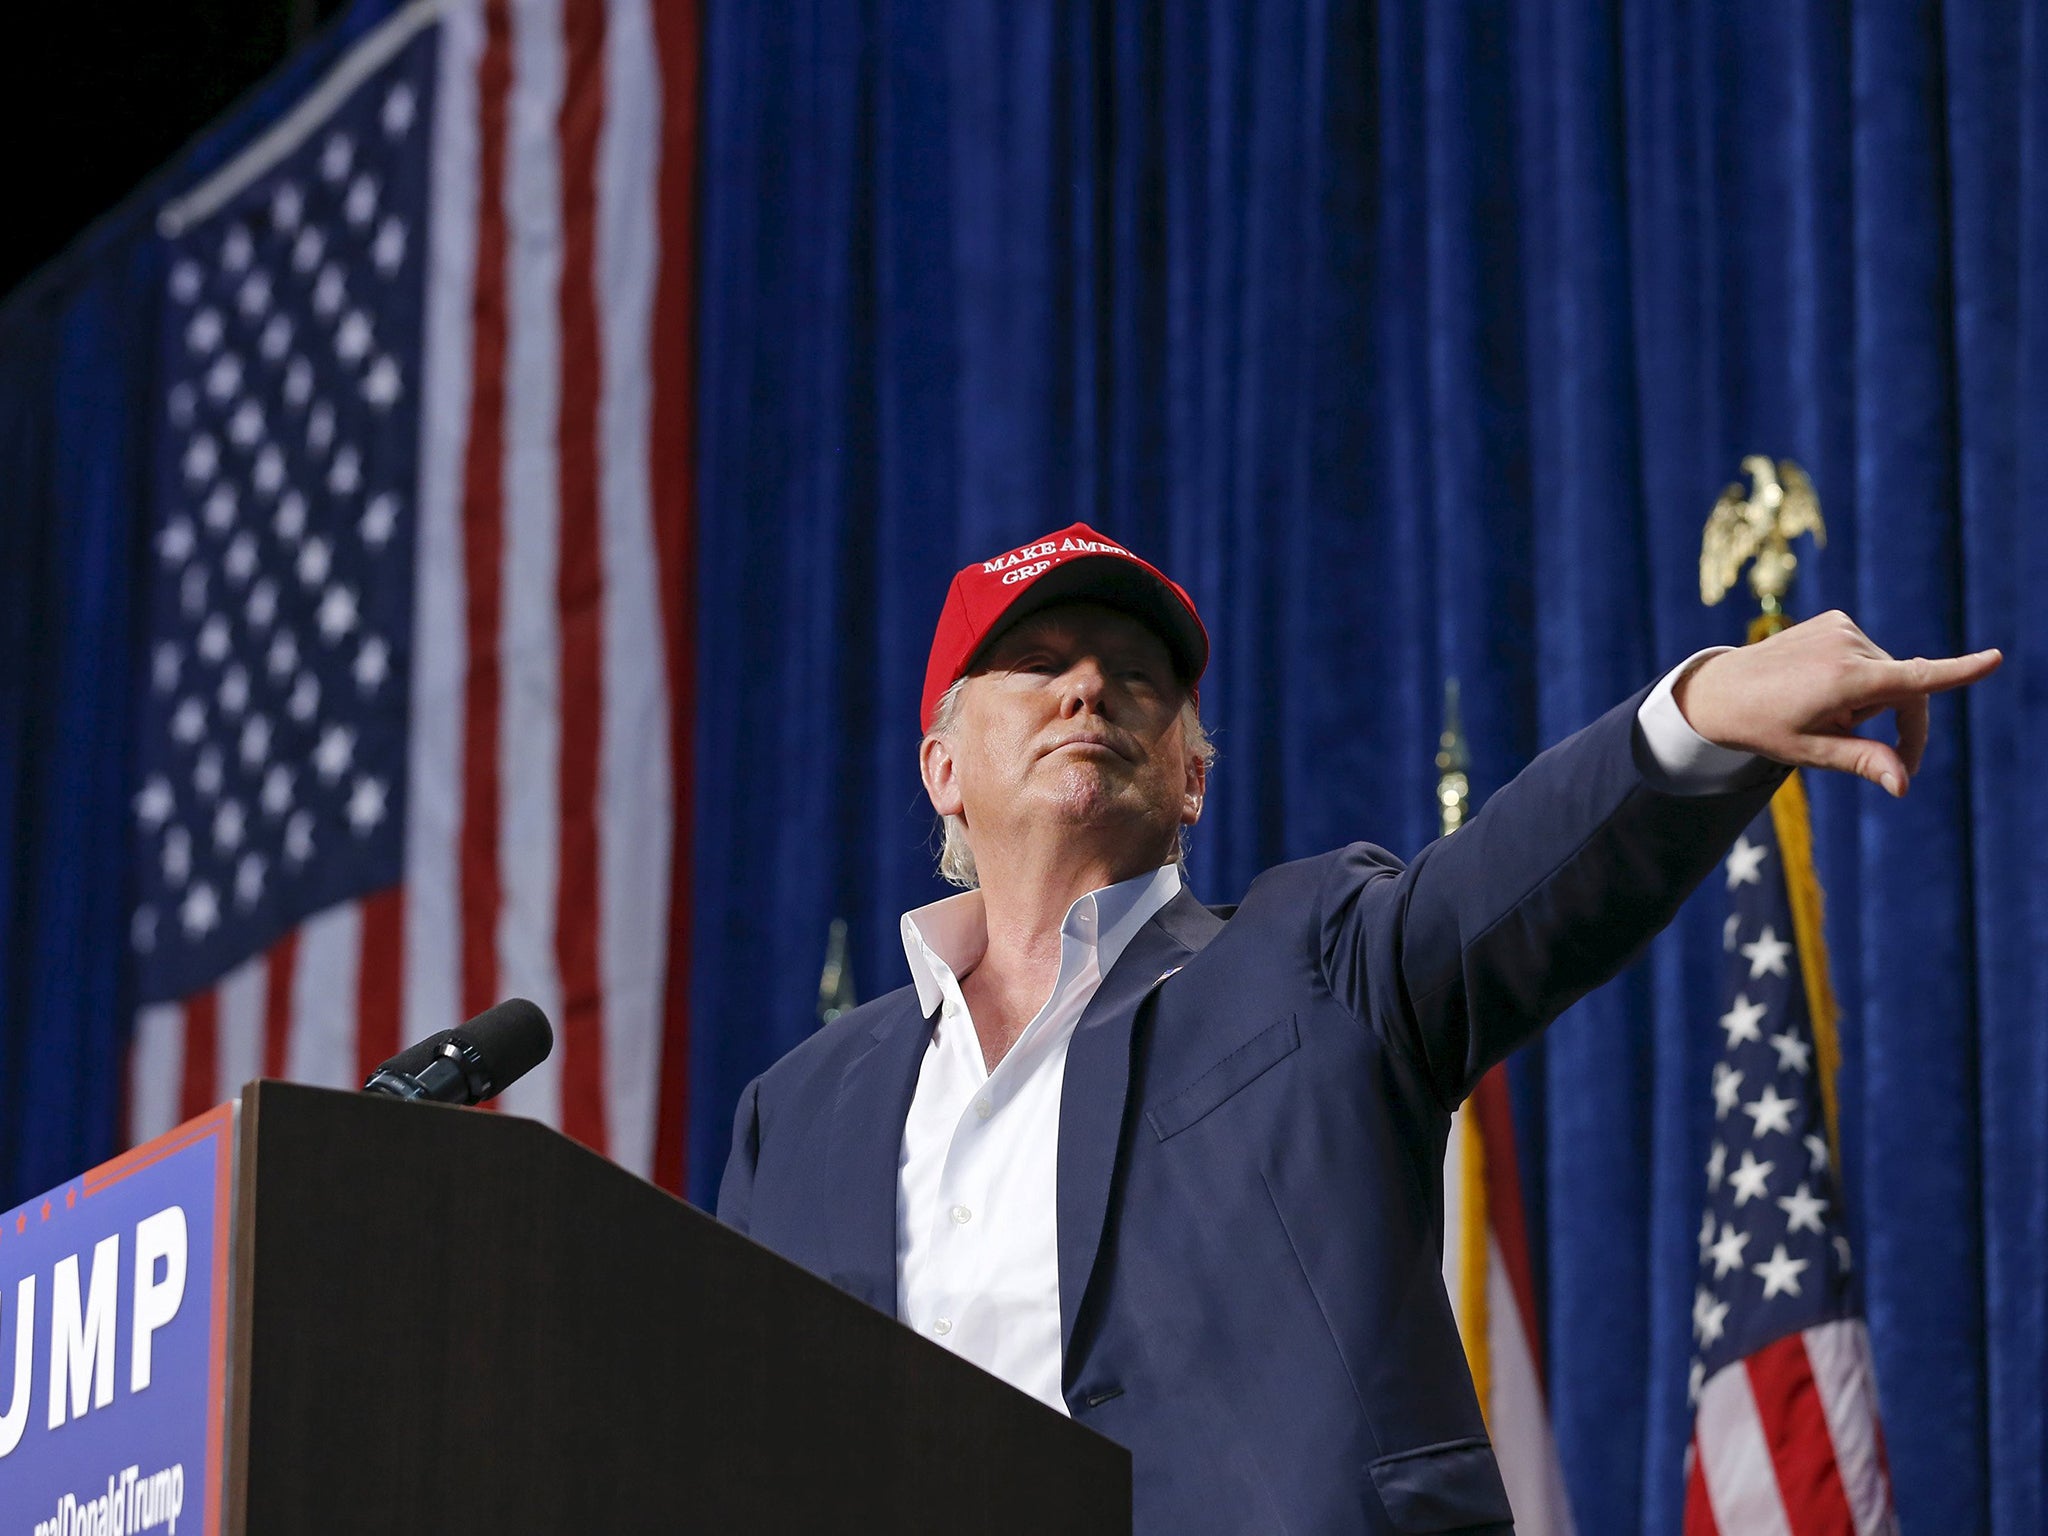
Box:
950;1204;973;1225
974;1099;993;1120
942;999;960;1019
932;1318;953;1337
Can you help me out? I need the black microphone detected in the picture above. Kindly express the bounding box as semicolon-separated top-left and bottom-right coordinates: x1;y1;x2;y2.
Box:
362;999;554;1105
373;1028;456;1085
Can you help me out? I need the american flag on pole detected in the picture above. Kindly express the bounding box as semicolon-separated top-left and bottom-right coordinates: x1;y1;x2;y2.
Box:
1684;780;1896;1534
1436;689;1577;1535
1443;1068;1577;1535
125;0;700;1191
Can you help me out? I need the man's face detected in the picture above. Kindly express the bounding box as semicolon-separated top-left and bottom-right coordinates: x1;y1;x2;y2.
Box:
921;601;1205;872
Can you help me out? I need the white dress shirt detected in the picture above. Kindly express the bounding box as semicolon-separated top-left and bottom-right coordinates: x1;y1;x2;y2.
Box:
897;863;1183;1413
895;652;1752;1412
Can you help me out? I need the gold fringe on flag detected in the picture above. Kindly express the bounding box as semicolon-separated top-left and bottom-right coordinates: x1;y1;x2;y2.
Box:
1766;770;1844;1166
1455;1107;1491;1426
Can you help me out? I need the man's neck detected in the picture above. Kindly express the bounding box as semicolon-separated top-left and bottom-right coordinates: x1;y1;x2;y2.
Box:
957;837;1169;1069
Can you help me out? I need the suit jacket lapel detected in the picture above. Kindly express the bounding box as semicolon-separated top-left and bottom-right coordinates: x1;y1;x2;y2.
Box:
1057;888;1224;1357
824;991;931;1316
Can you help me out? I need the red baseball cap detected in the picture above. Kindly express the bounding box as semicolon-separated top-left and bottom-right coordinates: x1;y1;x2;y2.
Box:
921;523;1209;732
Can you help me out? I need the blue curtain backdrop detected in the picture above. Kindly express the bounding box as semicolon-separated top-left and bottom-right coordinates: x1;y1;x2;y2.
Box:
0;235;155;1210
0;8;401;1206
2;1;2043;1530
689;3;2046;1532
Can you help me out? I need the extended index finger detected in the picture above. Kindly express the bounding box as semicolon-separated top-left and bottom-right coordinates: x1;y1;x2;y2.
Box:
1888;648;2004;695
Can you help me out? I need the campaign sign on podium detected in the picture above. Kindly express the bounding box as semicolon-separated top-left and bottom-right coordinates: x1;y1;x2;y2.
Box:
0;1105;232;1536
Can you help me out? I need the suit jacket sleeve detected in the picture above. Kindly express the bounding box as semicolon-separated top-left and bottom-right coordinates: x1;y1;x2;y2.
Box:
1316;683;1784;1111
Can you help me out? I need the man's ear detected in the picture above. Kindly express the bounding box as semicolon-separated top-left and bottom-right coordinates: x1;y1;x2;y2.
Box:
921;732;964;818
1181;746;1207;827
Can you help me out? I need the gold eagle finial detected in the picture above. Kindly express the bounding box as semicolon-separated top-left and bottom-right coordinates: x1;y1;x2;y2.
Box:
1700;456;1826;615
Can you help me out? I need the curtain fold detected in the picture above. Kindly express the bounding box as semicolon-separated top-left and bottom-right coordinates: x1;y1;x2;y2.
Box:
692;3;2045;1529
0;241;157;1203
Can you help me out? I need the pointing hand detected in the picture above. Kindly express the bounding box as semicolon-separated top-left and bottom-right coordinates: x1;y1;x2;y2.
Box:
1672;610;2002;796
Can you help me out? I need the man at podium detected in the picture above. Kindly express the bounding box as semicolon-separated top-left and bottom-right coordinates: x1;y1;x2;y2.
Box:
716;525;1994;1534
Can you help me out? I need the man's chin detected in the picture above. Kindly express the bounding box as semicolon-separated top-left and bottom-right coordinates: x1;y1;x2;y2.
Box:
1028;769;1165;833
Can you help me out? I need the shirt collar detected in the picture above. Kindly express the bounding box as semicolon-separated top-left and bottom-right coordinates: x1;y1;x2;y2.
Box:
899;864;1184;1018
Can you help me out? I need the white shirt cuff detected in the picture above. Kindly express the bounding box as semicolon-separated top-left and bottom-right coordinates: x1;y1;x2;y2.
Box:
1636;647;1760;794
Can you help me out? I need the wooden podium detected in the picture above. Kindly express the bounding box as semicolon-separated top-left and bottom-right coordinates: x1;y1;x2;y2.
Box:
221;1081;1129;1533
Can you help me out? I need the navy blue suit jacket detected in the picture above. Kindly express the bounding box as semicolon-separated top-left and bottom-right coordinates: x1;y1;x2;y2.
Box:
718;687;1781;1534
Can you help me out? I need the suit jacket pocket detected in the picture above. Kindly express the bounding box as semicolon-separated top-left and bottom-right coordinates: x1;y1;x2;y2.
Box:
1366;1438;1514;1533
1146;1014;1299;1140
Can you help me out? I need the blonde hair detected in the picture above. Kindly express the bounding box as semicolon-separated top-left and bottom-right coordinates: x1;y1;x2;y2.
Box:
925;677;1216;889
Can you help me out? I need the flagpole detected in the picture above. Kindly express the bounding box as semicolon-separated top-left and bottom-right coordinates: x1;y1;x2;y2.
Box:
1685;458;1893;1528
817;917;857;1026
1702;458;1843;1162
1437;677;1471;839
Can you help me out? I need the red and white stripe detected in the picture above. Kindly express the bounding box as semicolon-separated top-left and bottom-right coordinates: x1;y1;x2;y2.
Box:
1685;1319;1897;1536
128;0;699;1189
1443;1068;1577;1536
1474;1225;1575;1536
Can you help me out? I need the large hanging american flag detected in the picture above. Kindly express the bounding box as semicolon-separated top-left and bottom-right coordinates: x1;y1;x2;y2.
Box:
1683;781;1896;1534
125;0;699;1190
